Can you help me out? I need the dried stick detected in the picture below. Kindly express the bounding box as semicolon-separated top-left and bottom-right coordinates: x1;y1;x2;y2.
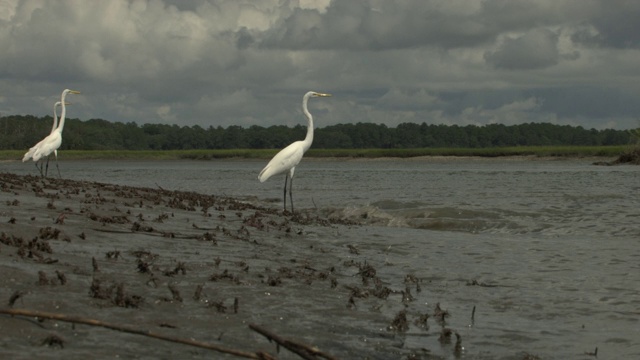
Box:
249;324;337;360
0;308;274;360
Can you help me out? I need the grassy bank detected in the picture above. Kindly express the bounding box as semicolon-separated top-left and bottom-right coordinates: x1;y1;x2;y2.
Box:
305;145;628;158
0;145;628;161
0;149;271;161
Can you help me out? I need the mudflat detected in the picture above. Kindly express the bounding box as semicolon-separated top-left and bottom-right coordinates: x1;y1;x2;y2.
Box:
0;173;431;359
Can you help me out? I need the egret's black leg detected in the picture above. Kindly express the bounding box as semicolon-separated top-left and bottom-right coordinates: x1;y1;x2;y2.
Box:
289;176;294;213
44;156;51;178
35;161;43;177
54;154;61;178
283;174;289;212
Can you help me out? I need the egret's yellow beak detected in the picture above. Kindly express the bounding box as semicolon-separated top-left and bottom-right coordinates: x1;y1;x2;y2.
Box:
69;90;81;94
315;92;332;97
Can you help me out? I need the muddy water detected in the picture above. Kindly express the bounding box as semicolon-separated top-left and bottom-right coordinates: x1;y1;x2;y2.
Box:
1;157;639;359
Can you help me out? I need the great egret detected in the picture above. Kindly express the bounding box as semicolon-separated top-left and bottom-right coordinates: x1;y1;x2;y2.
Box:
32;89;81;178
258;91;332;212
22;101;69;176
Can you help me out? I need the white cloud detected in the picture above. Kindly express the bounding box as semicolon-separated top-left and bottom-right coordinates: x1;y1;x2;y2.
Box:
0;0;18;21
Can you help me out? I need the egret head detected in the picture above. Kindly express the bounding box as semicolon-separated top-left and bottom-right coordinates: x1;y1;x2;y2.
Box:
62;89;81;96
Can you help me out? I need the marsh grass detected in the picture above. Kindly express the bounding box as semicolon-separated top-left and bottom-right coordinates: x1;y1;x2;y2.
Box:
0;145;628;161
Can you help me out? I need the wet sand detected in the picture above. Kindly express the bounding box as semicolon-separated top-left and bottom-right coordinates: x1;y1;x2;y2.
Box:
0;172;435;359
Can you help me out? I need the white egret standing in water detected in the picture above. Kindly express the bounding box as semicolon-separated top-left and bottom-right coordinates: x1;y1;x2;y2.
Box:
32;89;81;178
258;91;332;212
23;101;68;176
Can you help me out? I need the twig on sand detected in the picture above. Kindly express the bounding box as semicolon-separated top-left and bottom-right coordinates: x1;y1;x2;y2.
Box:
249;324;337;360
0;308;274;359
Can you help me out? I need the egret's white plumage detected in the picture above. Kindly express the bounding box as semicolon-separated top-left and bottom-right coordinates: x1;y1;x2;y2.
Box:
32;89;81;177
259;91;331;212
22;101;63;164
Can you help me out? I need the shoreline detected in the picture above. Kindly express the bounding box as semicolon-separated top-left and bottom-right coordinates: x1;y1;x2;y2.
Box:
0;145;630;162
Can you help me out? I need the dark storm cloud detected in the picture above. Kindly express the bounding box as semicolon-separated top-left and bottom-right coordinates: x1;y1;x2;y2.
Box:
582;0;640;48
258;0;602;51
484;28;561;70
260;1;499;50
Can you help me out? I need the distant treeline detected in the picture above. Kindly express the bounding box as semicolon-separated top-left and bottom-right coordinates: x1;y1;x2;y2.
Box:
0;115;633;151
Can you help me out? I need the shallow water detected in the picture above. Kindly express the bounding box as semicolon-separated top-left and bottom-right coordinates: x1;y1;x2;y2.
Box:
3;157;640;358
7;157;639;237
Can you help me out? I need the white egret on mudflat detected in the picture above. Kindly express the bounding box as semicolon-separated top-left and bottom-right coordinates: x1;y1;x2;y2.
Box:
258;91;332;212
32;89;81;178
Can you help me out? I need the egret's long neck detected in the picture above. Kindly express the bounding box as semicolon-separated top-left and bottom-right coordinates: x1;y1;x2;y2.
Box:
51;103;59;133
302;95;314;152
58;94;68;133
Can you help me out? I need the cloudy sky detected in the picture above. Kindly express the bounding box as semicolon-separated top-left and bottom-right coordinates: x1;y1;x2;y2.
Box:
1;0;639;130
